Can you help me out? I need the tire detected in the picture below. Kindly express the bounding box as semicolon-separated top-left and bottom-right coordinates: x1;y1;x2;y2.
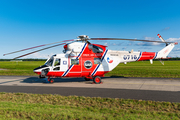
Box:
49;79;54;83
84;77;90;81
93;76;101;84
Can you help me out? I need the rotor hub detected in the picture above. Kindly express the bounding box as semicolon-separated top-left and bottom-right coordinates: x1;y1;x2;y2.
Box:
77;35;89;41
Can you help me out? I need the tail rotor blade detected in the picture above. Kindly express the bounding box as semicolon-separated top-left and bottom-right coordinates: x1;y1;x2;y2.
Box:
157;34;166;42
157;34;169;46
4;39;74;56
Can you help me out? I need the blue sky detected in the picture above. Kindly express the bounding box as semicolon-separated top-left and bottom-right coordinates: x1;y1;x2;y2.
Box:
0;0;180;59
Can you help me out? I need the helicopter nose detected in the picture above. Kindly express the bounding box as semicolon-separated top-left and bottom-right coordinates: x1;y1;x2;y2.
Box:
33;65;48;75
33;68;42;75
34;70;41;75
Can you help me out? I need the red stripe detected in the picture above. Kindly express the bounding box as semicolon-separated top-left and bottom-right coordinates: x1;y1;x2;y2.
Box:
157;34;161;38
138;52;156;61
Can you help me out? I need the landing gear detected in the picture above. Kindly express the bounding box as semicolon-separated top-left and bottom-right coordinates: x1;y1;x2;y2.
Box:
49;79;54;83
40;68;49;78
93;76;102;84
47;76;54;83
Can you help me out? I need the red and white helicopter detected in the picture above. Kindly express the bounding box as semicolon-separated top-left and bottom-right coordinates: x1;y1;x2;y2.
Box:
4;34;178;84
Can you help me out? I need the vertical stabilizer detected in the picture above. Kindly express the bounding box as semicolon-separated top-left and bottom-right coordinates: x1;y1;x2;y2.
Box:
156;43;175;59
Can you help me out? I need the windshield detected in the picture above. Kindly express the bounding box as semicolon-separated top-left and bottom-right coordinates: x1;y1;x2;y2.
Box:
45;57;54;66
92;45;103;53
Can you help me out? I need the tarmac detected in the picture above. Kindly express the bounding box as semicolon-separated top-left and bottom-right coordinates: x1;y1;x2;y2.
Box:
0;76;180;92
0;76;180;102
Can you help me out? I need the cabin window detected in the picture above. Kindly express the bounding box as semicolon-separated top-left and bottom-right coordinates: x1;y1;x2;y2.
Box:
71;59;79;65
92;45;103;53
54;58;61;66
94;58;101;64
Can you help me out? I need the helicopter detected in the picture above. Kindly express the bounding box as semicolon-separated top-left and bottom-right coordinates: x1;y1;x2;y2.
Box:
4;34;178;84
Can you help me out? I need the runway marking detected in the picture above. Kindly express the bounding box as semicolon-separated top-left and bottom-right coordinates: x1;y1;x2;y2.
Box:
0;79;24;84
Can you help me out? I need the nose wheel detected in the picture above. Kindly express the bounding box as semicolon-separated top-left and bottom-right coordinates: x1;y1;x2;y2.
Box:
47;77;54;83
93;76;102;84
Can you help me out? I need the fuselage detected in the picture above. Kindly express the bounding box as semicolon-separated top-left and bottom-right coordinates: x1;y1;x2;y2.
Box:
34;41;175;78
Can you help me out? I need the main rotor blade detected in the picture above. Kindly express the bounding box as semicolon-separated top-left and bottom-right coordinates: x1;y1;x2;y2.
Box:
90;38;173;43
13;43;66;59
4;39;74;56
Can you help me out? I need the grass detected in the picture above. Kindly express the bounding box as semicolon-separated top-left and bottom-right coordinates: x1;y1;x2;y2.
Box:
0;60;180;78
106;60;180;78
0;92;180;119
0;61;44;76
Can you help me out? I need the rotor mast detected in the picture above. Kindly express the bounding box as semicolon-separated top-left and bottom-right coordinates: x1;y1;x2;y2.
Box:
77;35;90;42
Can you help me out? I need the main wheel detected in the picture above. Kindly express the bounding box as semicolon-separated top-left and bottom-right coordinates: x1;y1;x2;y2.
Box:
49;79;54;83
93;76;101;84
84;77;90;81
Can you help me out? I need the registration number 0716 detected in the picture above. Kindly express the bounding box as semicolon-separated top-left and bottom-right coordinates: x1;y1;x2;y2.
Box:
123;55;137;60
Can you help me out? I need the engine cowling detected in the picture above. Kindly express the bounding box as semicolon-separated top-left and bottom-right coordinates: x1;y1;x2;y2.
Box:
63;42;85;53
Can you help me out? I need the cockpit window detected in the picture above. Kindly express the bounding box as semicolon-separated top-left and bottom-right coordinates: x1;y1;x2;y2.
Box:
92;45;103;53
45;57;54;66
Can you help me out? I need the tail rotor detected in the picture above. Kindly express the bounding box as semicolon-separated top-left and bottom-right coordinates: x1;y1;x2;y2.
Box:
157;34;168;46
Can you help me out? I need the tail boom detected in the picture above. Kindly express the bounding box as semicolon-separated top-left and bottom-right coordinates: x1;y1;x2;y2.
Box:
109;42;176;65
